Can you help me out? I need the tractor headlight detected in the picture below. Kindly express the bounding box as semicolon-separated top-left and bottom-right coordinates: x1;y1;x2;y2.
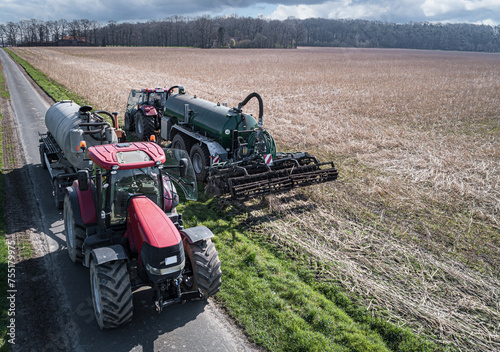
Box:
146;263;162;275
146;259;185;276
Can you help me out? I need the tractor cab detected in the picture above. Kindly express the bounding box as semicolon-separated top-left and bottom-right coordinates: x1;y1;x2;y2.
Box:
126;88;168;111
125;88;168;140
86;142;196;229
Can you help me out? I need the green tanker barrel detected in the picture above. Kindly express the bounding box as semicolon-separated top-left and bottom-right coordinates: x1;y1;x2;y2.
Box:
164;93;258;150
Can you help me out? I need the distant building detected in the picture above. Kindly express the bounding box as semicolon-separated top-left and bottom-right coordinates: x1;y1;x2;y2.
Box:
57;36;89;46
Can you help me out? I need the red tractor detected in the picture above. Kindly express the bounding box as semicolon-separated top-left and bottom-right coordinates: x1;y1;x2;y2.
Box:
124;88;167;140
64;141;222;329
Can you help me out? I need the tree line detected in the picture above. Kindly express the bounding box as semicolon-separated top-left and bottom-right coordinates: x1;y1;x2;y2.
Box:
1;16;499;52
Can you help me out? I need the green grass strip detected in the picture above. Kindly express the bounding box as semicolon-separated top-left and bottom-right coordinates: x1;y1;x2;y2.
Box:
0;55;11;352
179;193;438;352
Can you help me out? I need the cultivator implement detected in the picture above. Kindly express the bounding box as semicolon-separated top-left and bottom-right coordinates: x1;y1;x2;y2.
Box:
208;153;338;199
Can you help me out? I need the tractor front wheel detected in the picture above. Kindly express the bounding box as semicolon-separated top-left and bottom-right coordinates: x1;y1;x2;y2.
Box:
182;238;222;298
135;111;155;141
90;259;133;330
190;144;210;182
64;195;85;264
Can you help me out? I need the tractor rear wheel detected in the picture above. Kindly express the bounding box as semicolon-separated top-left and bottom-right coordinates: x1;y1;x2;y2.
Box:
64;195;85;264
182;238;222;298
190;144;210;182
124;112;135;132
90;259;133;330
135;111;155;141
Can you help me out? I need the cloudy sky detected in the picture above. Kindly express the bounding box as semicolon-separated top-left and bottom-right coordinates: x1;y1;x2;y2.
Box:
1;0;499;25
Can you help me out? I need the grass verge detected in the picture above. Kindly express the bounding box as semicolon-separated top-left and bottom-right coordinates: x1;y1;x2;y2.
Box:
0;54;10;352
4;48;441;351
178;192;438;351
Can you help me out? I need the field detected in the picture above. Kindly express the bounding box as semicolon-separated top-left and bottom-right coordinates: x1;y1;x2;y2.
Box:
10;46;500;351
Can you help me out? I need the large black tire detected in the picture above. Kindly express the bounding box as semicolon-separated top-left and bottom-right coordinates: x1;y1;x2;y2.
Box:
182;238;222;298
63;195;85;264
171;133;191;152
190;144;210;182
39;144;47;169
90;259;133;330
135;110;155;141
53;178;64;209
124;112;135;132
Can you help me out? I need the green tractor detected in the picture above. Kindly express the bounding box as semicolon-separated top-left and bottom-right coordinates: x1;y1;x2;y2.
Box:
124;85;338;199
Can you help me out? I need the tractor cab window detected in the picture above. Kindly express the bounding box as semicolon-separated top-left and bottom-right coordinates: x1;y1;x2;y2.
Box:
148;92;167;109
127;90;145;109
109;167;160;225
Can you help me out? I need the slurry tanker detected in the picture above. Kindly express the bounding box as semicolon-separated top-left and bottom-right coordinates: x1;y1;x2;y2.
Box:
125;86;338;199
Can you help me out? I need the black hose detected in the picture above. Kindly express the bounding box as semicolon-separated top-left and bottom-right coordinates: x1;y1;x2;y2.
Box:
237;92;263;128
166;85;183;103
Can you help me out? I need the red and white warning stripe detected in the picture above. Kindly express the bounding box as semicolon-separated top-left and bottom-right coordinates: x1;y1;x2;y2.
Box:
211;155;220;164
264;154;273;165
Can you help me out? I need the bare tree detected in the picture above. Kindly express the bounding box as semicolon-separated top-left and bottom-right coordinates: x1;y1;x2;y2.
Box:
192;16;218;48
68;19;81;40
80;19;91;43
0;24;6;46
59;19;68;40
5;22;19;46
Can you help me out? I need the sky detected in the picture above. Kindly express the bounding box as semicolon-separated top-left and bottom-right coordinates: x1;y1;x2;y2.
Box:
1;0;499;26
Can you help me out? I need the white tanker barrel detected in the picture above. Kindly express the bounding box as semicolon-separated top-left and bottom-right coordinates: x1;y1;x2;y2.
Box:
45;101;118;170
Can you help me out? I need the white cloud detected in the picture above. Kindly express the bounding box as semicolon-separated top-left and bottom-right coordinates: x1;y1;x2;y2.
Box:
421;0;500;17
267;0;500;24
269;0;414;22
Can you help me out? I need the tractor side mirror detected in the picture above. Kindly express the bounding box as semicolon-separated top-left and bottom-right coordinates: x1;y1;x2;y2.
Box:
77;170;89;191
179;158;188;178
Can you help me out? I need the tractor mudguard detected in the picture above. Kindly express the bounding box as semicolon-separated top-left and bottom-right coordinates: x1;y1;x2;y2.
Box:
84;244;128;267
75;181;97;225
180;225;214;244
140;105;158;116
67;181;97;225
65;185;85;229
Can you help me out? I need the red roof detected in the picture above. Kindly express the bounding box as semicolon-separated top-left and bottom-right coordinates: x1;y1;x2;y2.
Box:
88;142;166;170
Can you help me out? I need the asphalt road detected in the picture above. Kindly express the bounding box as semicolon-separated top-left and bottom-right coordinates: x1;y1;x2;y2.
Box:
0;49;254;352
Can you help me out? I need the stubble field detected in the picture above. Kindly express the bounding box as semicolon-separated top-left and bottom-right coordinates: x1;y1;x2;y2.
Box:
11;46;500;351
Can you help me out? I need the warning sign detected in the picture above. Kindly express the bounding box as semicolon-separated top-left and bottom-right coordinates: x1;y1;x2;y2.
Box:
264;154;273;165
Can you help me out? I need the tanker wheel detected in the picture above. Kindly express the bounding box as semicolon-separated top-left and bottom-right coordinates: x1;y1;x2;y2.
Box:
63;195;85;264
53;179;64;209
124;112;135;132
135;111;155;141
182;238;222;298
90;259;134;330
39;145;47;169
190;144;210;182
171;133;191;152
